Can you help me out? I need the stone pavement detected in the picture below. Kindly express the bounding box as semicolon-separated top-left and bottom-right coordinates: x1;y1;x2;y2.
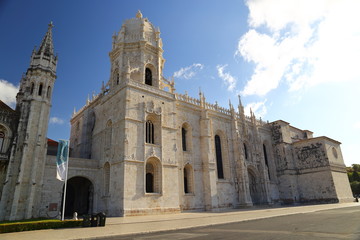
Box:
1;202;359;240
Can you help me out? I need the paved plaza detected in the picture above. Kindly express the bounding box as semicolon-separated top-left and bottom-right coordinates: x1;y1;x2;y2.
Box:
1;202;359;240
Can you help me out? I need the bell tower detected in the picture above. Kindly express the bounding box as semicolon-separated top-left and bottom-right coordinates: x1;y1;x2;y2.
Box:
0;22;57;220
108;10;165;90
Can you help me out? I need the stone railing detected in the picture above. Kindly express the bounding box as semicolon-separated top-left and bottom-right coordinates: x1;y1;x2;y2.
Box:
175;93;201;106
204;102;231;115
128;79;174;99
175;93;231;116
72;93;101;118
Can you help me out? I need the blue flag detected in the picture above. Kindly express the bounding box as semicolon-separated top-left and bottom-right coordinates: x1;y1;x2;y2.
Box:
56;140;69;181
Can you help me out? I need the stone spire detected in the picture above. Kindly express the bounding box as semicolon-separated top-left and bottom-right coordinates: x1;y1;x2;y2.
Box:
37;22;55;56
238;95;245;117
29;22;57;75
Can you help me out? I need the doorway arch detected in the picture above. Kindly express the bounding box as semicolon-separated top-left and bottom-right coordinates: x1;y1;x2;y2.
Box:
248;169;262;205
62;176;93;217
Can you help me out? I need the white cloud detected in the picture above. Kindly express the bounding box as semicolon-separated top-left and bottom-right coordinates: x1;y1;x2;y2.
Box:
238;0;360;96
244;99;267;118
0;79;19;108
50;117;65;125
173;63;204;79
216;64;236;91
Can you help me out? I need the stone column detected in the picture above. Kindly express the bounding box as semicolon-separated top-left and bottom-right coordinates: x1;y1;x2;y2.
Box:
200;110;218;210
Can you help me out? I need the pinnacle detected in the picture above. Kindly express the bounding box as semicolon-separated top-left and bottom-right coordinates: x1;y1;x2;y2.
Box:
37;22;55;57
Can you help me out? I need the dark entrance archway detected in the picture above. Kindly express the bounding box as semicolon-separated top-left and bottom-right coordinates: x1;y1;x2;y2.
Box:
248;170;262;205
62;176;93;217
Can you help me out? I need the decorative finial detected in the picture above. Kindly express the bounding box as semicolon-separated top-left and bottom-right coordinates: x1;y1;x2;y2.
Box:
48;21;54;29
238;95;242;106
136;10;143;19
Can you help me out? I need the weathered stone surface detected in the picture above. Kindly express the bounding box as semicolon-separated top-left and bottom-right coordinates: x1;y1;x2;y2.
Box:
0;12;353;220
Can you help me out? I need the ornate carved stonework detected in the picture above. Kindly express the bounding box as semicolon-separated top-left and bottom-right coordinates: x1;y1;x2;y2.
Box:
275;146;288;171
145;101;161;115
295;143;328;169
271;123;282;144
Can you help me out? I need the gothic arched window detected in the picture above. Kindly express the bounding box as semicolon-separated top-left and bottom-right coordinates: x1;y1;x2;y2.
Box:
146;172;154;193
215;135;224;179
263;144;271;179
145;158;161;193
145;120;154;144
183;164;193;194
263;144;268;167
113;69;120;85
145;68;152;86
0;131;5;153
38;83;43;96
244;143;248;160
182;127;187;151
30;82;34;95
47;86;51;98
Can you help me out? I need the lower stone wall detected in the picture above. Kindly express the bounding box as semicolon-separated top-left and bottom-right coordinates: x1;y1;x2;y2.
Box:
268;183;280;204
297;169;338;203
122;207;181;216
40;158;64;218
331;171;354;202
277;173;299;204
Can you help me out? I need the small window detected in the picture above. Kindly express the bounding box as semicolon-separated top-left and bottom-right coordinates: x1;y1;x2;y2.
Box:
263;144;270;179
38;83;43;96
182;127;187;151
184;168;188;193
146;172;154;193
215;135;224;179
145;120;154;144
30;83;34;95
145;159;161;193
183;164;193;194
244;143;248;160
0;131;5;153
145;68;152;86
47;86;51;98
263;144;269;167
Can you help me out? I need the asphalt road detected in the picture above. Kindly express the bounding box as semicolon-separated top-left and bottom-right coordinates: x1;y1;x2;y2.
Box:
107;206;360;240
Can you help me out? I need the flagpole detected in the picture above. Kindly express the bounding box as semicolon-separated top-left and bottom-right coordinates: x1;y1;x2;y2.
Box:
61;140;70;221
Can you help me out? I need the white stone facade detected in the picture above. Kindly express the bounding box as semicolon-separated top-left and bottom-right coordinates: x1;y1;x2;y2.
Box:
0;12;353;220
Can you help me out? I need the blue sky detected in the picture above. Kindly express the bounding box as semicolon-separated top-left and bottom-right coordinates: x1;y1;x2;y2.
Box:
0;0;359;166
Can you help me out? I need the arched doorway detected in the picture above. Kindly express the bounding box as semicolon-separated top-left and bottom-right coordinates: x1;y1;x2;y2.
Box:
62;176;93;217
248;169;261;205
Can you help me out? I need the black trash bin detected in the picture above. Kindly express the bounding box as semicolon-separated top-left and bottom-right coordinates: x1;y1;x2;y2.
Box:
82;214;91;227
97;212;106;227
91;214;98;227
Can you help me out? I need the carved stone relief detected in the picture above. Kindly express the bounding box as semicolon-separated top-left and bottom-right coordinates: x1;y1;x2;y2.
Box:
295;143;328;169
145;101;162;115
271;123;282;144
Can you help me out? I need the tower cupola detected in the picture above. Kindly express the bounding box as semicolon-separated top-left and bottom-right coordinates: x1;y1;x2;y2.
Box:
108;11;165;89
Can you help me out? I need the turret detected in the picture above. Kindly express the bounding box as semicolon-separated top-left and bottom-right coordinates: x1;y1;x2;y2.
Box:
17;22;57;107
108;11;165;89
0;22;58;220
